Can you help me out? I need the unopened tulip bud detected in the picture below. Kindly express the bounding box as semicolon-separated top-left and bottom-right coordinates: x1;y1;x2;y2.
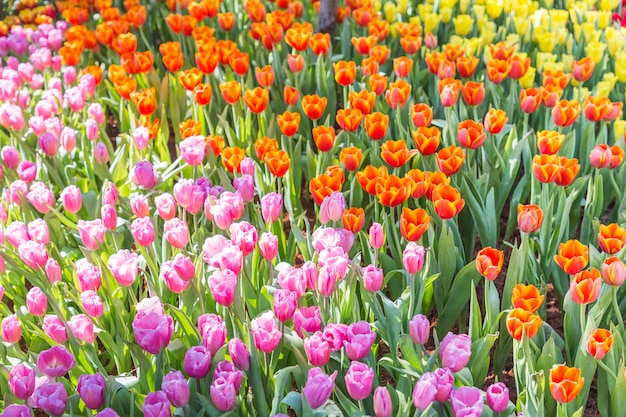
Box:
409;314;430;344
369;222;385;249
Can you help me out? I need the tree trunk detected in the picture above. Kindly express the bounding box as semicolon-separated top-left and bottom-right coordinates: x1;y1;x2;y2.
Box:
317;0;338;36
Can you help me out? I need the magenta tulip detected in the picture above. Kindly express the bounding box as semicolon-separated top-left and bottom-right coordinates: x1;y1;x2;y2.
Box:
345;361;374;400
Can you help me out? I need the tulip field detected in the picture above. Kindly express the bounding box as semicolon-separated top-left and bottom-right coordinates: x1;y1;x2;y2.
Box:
2;0;626;415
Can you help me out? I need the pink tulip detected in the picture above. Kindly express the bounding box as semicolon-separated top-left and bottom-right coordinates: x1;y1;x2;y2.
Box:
2;145;20;169
94;142;109;164
174;179;195;209
133;126;150;150
323;323;348;352
319;191;345;224
343;320;376;361
213;361;242;391
77;372;106;409
6;221;29;247
208;269;237;306
413;372;438;410
345;361;374;400
60;185;82;213
136;296;165;316
101;204;117;230
27;218;49;245
65;87;84;112
37;345;76;377
19;240;49;269
26;286;47;316
240;157;255;175
43;315;67;343
88;103;105;124
63;66;77;85
233;174;254;203
78;219;106;250
362;264;384;292
172;253;195;281
440;332;472;372
403;242;425;274
409;314;430;345
81;291;104;318
45;258;62;284
17;161;37;183
102;182;119;206
434;367;454;402
132;160;157;189
486;382;509;413
602;257;626;286
302;368;337;409
133;312;174;354
27;182;54;213
108;249;139;287
259;232;278;261
317;265;337;296
304;331;331;366
130;194;150;218
449;387;483;417
9;363;36;400
75;259;102;292
3;404;31;417
131;217;155;246
277;265;306;297
198;314;227;355
68;314;96;344
374;386;393;417
61;127;76;152
33;382;68;416
230;221;258;255
162;371;190;408
155;193;177;220
8;180;28;205
161;261;189;294
293;306;322;338
39;132;59;156
142;391;171;417
261;192;282;224
273;289;298;322
184;345;211;378
251;312;282;352
164;218;189;248
228;338;250;371
210;377;236;412
180;135;206;166
590;144;612;169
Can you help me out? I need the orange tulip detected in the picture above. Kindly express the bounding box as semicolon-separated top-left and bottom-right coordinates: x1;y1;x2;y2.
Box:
572;57;595;82
349;90;376;115
179;68;203;91
361;56;379;77
458;120;486;149
218;12;235;31
193;84;213;106
284;86;299;106
138;116;160;140
400;207;430;241
439;78;462;107
400;35;422;55
352;6;375;26
285;26;311;51
604;102;623;122
511;284;544;313
601;257;626;286
313;125;336;152
425;51;445;74
437;60;456;80
517;204;544;234
368;18;389;41
83;65;104;85
543;69;571;90
368;74;388;96
506;308;542;341
363;112;388;141
425;171;449;201
131;87;156;116
550;366;584;404
334;60;357;86
375;175;412;207
59;41;83;66
508;54;530;80
277;112;300;137
443;44;464;61
536;130;565;155
486;59;510;84
95;23;114;46
554;240;588;275
264;150;290;177
489;42;515;60
520;88;542;113
351;35;377;55
356;165;389;196
393;56;414;78
205;134;225;157
302;94;328;120
113;32;137;54
287;53;305;73
229;50;249;76
309;32;331;55
340;147;363;171
255;65;275;88
598;223;626;254
336;108;363;132
385;79;412;109
570;268;602;304
220;80;241;105
222;146;246;173
436;146;465;176
554;157;580;187
456;55;479;78
484;108;508;134
254;137;278;161
369;45;391;65
462;81;485;107
406;169;428;199
583;96;611;122
410;103;433;128
381;140;418;168
475;247;504;281
195;51;219;74
243;87;269;113
532;154;561;183
587;329;613;360
179;120;201;139
541;84;563;108
397;22;423;38
412;126;441;156
341;208;365;233
611;145;625;169
309;172;344;205
432;184;465;219
114;76;137;100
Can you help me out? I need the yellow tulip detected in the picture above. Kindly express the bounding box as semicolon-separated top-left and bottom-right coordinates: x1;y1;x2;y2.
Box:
572;86;591;102
544;0;555;7
528;1;539;15
374;0;382;11
514;16;530;37
486;0;503;19
518;66;536;88
561;54;574;72
616;53;626;82
596;81;612;99
424;12;441;33
585;10;598;24
384;2;397;22
573;23;583;42
480;21;497;45
606;28;625;57
598;11;611;28
581;23;600;43
536;52;557;73
600;0;620;10
389;22;398;38
536;31;556;52
513;3;528;16
397;0;408;14
584;0;597;8
417;4;432;21
602;72;618;86
473;5;486;21
475;0;486;4
441;0;457;7
409;16;422;25
460;0;471;13
453;14;474;36
468;37;483;56
550;9;569;27
586;41;607;63
440;7;453;23
613;120;626;142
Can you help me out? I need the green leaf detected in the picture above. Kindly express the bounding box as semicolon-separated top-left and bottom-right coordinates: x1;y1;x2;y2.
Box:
436;262;482;336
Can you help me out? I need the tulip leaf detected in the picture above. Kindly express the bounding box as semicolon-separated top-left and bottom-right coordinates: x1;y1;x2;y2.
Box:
436;262;482;336
332;387;362;416
271;366;302;415
467;332;498;385
611;367;626;417
398;334;424;372
435;221;456;313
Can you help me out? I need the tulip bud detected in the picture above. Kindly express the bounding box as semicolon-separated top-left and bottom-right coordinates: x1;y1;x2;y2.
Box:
369;222;385;249
184;345;211;378
130;194;150;218
210;377;236;412
2;314;21;343
345;361;374;400
413;372;437;410
9;363;36;400
142;391;172;417
26;286;47;316
439;332;472;372
33;382;68;416
302;368;337;409
77;372;106;410
409;314;430;344
486;382;509;413
161;370;190;408
228;338;250;371
403;242;425;274
155;193;177;220
60;185;82;213
362;264;383;292
373;386;392;417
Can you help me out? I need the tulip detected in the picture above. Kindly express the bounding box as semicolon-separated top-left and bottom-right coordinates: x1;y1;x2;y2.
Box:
475;247;504;280
77;219;106;250
137;297;165;316
343;320;376;361
601;257;626;286
506;308;542;341
403;242;425;274
433;367;454;402
345;361;374;400
3;404;31;417
587;328;613;360
180;135;206;166
101;204;117;230
486;382;509;413
2;314;21;343
162;370;190;408
598;223;626;254
132;312;174;354
9;363;36;400
230;221;258;256
18;240;49;270
259;232;278;261
130;194;150;217
511;284;544;313
108;249;139;286
60;185;82;213
549;365;584;403
164;218;189;249
323;323;348;352
208;269;237;307
210;377;236;411
293;306;323;338
77;372;106;409
142;391;172;417
302;368;337;409
261;192;283;224
304;331;331;366
33;382;68;416
554;240;588;275
373;386;392;417
26;286;47;316
450;387;483;417
570;268;602;304
273;289;298;322
362;264;384;292
81;291;104;318
484;108;508;134
413;372;438;410
43;315;68;343
517;204;544;233
409;314;430;344
184;345;211;378
213;361;242;391
439;332;472;372
68;314;96;344
132;160;157;188
251;312;282;352
228;338;250;371
75;259;102;292
131;217;155;246
172;253;195;281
